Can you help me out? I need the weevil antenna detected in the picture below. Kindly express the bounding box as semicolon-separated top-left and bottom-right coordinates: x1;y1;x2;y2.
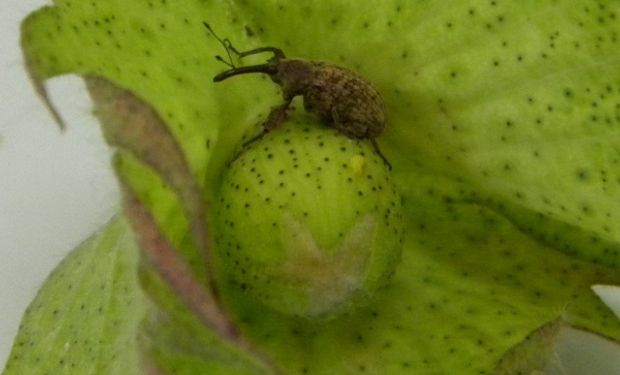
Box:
203;22;236;68
214;55;234;69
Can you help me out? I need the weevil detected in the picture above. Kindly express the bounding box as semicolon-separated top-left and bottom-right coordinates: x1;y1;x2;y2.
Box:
204;22;391;169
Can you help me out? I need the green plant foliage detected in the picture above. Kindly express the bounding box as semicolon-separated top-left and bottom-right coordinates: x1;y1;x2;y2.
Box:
7;0;620;374
2;218;145;375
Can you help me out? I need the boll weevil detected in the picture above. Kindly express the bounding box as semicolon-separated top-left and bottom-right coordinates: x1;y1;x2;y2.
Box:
204;22;391;168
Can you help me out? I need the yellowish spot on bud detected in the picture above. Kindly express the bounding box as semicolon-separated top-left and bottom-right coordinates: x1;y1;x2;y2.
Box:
349;154;366;176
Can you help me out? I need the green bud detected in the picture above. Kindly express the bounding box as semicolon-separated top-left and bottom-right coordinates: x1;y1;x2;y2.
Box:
214;115;404;318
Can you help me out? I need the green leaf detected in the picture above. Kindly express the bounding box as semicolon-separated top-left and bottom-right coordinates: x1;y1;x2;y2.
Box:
2;218;146;375
10;0;620;374
234;0;620;266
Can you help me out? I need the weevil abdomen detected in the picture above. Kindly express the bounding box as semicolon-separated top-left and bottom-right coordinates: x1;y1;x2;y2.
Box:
302;63;385;139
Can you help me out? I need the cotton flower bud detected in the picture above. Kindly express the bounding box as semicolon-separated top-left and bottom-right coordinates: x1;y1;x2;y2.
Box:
214;115;403;318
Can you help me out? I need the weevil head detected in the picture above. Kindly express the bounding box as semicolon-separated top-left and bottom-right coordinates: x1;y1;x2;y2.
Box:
270;58;315;97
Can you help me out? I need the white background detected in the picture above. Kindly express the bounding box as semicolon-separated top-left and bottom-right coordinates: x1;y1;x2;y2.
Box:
0;0;119;369
0;0;619;374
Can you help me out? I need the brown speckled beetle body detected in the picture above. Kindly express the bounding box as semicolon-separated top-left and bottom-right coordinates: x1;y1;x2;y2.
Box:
278;60;386;139
204;23;390;168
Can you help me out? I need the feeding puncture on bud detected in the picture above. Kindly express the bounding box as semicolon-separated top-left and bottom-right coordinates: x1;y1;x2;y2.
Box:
204;22;392;169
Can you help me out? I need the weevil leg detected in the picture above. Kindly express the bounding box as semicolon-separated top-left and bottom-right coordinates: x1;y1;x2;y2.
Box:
330;107;341;126
241;99;292;148
328;108;391;170
264;98;294;131
227;98;294;165
227;133;264;165
370;138;392;170
240;131;267;150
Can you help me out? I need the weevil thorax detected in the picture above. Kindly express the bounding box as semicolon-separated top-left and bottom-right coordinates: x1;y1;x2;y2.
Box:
270;59;315;97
